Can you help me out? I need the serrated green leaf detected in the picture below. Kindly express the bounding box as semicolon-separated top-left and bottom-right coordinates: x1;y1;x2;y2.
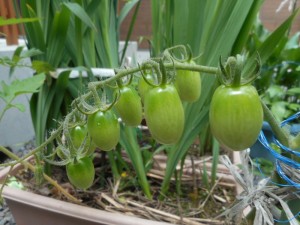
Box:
0;73;45;103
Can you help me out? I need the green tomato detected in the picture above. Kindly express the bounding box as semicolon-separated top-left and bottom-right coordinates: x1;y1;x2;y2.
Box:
209;84;263;151
114;86;143;126
175;61;201;102
70;125;96;156
66;157;95;189
144;84;184;144
138;74;154;101
87;110;120;151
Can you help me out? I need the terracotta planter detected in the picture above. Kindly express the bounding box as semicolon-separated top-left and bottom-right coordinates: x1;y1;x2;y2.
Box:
0;164;171;225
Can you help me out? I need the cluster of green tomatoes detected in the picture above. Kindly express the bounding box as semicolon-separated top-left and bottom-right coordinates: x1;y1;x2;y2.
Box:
57;54;264;190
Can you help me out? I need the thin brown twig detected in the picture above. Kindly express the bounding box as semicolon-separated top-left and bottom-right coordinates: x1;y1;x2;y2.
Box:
199;178;221;209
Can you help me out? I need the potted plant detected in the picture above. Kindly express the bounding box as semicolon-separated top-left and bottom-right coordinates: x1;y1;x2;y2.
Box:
1;1;300;225
1;43;299;225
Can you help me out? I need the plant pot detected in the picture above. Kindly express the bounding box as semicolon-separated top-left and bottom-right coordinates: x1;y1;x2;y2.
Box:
0;164;172;225
0;152;239;225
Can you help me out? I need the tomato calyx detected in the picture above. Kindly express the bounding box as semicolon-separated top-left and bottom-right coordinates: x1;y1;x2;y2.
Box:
139;68;158;88
218;54;261;87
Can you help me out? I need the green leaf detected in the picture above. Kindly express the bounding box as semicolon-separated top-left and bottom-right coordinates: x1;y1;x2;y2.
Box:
271;101;289;121
0;73;46;104
11;103;26;112
63;2;96;30
0;17;39;26
47;71;70;129
288;103;300;112
232;0;264;54
46;7;71;67
31;61;55;74
9;46;24;77
20;48;44;59
12;46;24;62
287;87;300;95
21;3;47;55
266;85;285;100
244;8;300;76
118;0;140;29
120;125;152;199
120;0;141;64
284;32;300;49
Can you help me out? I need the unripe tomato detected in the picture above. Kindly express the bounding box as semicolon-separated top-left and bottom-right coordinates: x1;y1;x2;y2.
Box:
66;157;95;189
70;125;87;149
87;110;120;151
70;125;96;156
144;84;184;144
209;85;263;151
114;86;143;126
138;74;154;101
175;61;201;102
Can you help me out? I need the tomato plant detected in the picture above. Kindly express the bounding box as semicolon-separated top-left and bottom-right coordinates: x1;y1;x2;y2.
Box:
56;146;67;159
87;110;120;151
66;157;95;189
175;60;201;102
114;86;142;126
209;84;263;151
144;84;184;144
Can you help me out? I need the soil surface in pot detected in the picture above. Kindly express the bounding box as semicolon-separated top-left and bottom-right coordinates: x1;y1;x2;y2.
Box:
9;149;236;225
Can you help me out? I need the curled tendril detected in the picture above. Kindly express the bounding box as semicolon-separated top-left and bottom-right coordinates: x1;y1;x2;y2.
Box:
140;60;162;86
163;45;189;63
138;64;159;88
163;55;176;83
74;97;98;115
116;72;134;88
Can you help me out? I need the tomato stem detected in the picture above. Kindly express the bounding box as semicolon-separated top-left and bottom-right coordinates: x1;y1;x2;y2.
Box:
159;59;168;86
261;100;290;147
